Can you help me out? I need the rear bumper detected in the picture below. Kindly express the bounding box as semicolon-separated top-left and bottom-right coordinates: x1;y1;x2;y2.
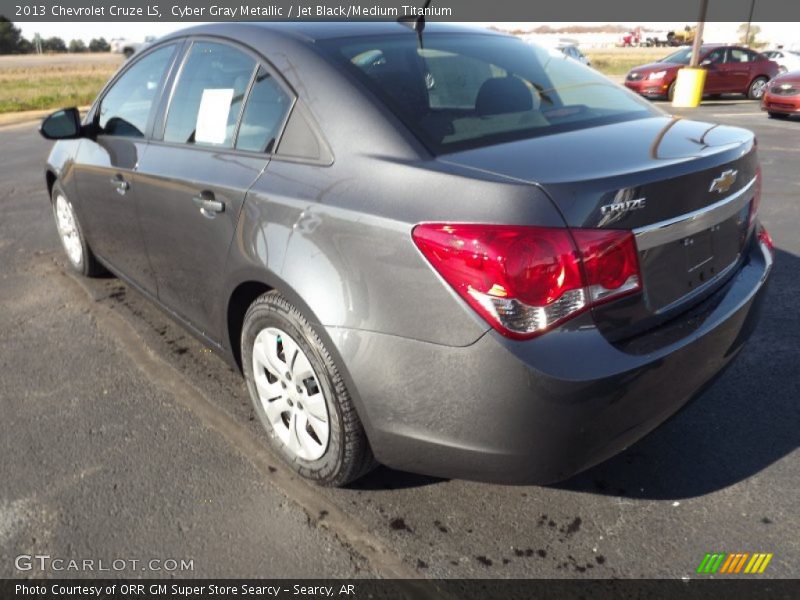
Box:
761;93;800;113
329;233;772;484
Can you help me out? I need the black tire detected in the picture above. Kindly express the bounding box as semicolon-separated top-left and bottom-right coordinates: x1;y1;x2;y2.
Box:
51;182;106;277
747;76;769;100
768;112;789;119
667;81;676;102
241;291;376;486
123;48;134;58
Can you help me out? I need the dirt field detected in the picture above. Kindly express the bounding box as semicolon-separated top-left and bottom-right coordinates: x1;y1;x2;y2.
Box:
585;47;675;76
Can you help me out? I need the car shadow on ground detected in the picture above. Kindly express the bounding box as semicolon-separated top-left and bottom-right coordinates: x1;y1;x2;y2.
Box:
353;249;799;498
348;465;447;491
557;247;799;500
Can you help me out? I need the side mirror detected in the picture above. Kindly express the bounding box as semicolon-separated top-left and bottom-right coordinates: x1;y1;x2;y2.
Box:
39;107;82;140
700;59;713;67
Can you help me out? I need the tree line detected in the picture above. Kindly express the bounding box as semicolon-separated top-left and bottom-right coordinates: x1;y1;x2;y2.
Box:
0;18;111;54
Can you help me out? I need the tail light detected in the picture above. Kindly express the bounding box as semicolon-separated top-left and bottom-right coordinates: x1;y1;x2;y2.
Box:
748;167;762;229
412;224;641;340
758;226;774;254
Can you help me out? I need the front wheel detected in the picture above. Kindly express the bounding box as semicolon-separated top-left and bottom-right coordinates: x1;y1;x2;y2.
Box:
748;77;769;100
241;291;376;486
667;81;676;102
768;112;789;119
51;182;106;277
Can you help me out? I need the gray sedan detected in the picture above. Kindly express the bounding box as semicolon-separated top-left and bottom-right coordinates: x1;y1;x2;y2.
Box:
40;23;772;486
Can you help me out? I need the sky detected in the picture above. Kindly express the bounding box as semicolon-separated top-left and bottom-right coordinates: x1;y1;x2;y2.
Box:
15;21;800;46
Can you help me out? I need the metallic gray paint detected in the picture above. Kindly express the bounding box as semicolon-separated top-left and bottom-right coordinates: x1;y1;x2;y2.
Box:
43;23;772;483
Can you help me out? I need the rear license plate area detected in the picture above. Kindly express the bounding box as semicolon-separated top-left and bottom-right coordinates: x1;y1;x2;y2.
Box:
683;228;715;287
639;206;749;313
682;219;741;291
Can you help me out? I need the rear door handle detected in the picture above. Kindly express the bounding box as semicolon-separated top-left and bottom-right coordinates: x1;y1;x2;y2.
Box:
192;191;225;216
110;174;130;195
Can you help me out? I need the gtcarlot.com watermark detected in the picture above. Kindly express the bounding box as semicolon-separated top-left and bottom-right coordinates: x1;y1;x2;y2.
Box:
14;554;194;573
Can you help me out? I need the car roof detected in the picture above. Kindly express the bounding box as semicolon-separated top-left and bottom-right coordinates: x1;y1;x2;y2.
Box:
161;21;503;44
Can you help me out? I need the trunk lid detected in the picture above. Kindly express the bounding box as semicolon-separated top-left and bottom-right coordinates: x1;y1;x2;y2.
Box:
441;116;758;339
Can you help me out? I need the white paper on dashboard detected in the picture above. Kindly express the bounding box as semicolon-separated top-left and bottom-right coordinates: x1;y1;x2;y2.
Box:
195;88;234;144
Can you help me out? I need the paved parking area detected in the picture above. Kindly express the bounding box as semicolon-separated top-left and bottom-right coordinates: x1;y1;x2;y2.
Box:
0;99;797;579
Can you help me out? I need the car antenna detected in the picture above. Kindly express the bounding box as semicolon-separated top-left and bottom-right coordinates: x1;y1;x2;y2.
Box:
398;0;433;49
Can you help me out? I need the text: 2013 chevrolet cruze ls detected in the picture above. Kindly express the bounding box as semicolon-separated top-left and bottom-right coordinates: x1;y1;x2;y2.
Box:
40;23;773;486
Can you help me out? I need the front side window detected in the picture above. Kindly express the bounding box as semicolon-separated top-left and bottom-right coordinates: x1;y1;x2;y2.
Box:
705;48;727;64
236;67;292;153
97;44;176;138
322;33;656;154
164;42;256;147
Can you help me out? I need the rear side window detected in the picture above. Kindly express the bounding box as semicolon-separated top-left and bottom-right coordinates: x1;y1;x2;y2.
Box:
97;44;176;138
729;48;753;63
164;42;256;147
322;33;655;154
236;67;292;153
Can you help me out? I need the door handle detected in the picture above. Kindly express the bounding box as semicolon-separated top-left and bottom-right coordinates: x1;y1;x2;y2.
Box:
110;174;130;195
192;191;225;216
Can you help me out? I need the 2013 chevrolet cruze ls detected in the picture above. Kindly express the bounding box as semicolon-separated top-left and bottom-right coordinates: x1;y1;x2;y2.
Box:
40;23;773;486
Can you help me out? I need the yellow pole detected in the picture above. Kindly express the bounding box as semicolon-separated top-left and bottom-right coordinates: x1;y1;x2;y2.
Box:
672;0;709;108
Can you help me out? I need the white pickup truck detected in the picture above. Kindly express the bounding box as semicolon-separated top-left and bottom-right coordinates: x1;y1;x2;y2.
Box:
109;36;156;58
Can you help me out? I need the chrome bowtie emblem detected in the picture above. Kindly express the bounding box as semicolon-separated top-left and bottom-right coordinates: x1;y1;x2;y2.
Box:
709;169;738;194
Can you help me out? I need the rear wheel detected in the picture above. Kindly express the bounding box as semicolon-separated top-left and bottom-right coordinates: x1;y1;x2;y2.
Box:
241;291;375;486
51;182;105;277
747;76;769;100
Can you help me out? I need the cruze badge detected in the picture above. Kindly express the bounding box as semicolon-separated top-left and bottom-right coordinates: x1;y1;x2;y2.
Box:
600;198;646;216
709;169;738;194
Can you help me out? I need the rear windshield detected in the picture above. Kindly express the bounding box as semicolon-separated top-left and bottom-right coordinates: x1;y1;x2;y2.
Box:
320;33;657;154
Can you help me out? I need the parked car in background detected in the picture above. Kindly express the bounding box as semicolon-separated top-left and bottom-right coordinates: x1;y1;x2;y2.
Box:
625;45;780;101
557;42;591;67
761;71;800;118
528;37;591;67
763;49;800;74
110;36;156;58
39;23;772;486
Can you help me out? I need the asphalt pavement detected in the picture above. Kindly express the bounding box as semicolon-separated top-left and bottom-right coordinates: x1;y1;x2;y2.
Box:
0;99;797;579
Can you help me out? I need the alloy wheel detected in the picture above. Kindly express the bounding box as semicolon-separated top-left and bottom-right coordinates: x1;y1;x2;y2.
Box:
751;79;768;99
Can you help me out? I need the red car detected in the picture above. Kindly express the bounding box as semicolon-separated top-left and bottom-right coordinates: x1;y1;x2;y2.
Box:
625;45;779;101
761;71;800;118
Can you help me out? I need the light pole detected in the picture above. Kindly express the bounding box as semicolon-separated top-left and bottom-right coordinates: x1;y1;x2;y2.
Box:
689;0;709;67
673;0;710;106
745;0;757;46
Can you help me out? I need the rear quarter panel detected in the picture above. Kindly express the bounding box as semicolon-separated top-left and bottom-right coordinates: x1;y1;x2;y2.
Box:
225;156;568;348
